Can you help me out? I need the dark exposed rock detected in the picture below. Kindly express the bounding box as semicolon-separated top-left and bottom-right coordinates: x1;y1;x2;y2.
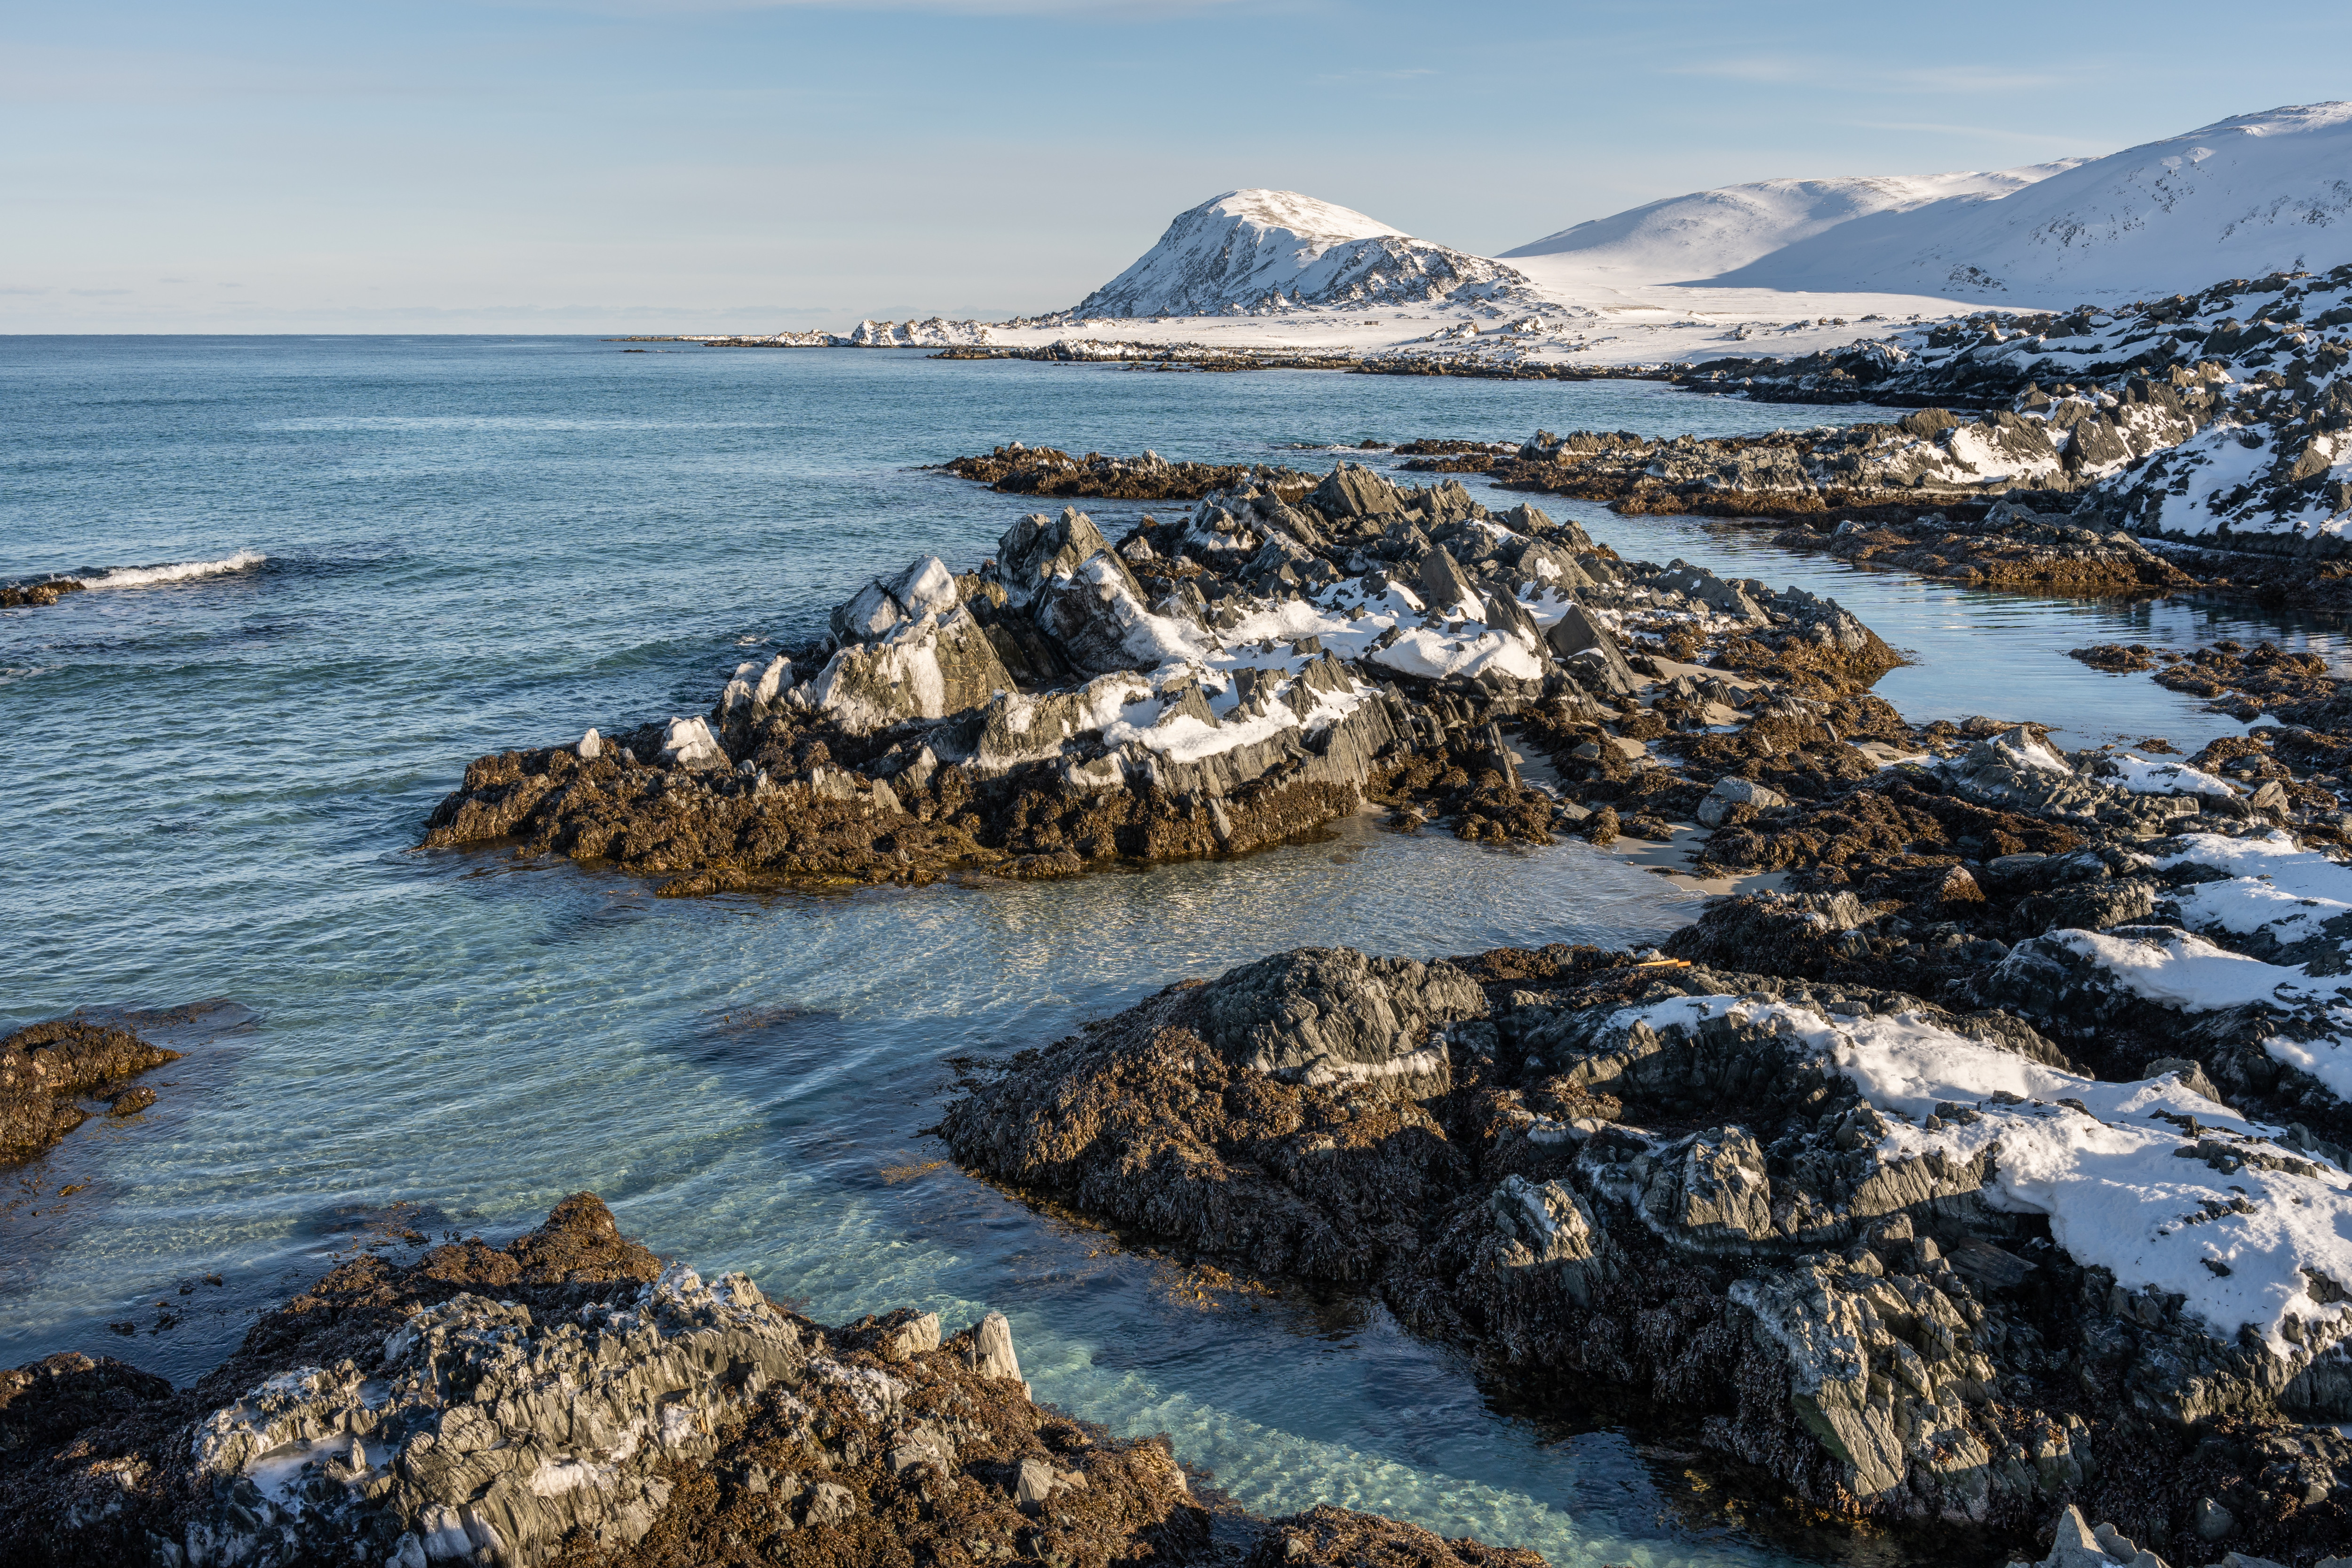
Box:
1242;1504;1545;1567
0;578;85;611
934;644;2352;1565
941;444;1315;501
945;919;2352;1560
0;1019;181;1167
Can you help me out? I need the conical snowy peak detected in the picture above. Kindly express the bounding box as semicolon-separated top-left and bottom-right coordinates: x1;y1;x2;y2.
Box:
1068;188;1531;318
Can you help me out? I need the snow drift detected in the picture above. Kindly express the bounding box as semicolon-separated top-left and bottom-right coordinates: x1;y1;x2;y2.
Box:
1067;189;1535;319
1707;102;2352;302
1502;165;2078;279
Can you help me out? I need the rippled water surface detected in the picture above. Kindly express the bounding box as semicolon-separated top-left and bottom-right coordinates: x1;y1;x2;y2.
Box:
7;338;2349;1567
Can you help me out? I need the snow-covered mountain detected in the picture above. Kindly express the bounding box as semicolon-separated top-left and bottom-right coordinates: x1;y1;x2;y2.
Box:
1501;165;2079;279
1066;189;1534;318
1708;102;2352;301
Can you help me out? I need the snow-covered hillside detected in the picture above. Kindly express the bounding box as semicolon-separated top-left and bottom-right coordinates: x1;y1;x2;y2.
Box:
1711;102;2352;303
1502;165;2077;279
1066;189;1537;319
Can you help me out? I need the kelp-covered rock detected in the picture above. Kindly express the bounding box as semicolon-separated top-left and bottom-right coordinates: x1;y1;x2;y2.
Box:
0;1018;180;1166
940;443;1316;501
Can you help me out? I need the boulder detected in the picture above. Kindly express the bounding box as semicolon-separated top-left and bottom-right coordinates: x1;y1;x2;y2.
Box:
1544;601;1640;695
795;608;1017;734
1416;547;1481;616
1306;463;1404;519
660;715;728;770
968;1311;1022;1383
1196;948;1486;1097
998;508;1129;601
1697;776;1788;827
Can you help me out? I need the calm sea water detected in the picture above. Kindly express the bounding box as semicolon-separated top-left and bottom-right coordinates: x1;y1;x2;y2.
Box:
5;338;2343;1568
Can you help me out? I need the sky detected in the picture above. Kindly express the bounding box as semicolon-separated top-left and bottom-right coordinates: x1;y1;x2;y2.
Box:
5;0;2348;333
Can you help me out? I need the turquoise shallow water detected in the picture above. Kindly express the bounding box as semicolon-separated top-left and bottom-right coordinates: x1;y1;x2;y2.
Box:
5;338;2346;1567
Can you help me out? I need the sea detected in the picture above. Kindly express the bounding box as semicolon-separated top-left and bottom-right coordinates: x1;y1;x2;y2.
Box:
5;336;2343;1567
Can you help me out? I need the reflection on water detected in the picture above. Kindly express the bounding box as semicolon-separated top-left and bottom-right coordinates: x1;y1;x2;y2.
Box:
5;341;2340;1565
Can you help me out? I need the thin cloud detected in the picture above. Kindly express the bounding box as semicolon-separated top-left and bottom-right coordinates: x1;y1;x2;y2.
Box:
1311;67;1437;85
1849;119;2098;148
510;0;1263;16
1668;56;1811;84
1886;65;2065;93
1671;57;2061;93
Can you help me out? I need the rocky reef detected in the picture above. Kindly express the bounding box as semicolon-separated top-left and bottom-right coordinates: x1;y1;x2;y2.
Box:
422;460;1893;893
939;444;1316;501
0;1194;1556;1568
1;1018;179;1166
0;578;85;611
942;700;2352;1565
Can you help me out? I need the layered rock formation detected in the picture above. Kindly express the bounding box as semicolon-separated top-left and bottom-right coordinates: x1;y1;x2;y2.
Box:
1;1018;179;1166
945;702;2352;1564
0;1194;1526;1568
422;461;1894;893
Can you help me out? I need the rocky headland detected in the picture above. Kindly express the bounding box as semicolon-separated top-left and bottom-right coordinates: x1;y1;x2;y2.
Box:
0;1193;1548;1568
421;461;1892;893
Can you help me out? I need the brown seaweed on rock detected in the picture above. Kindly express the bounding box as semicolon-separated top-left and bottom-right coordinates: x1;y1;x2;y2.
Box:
0;1019;181;1167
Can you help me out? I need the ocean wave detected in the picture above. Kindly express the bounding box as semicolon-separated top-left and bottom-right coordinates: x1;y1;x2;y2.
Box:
75;549;267;590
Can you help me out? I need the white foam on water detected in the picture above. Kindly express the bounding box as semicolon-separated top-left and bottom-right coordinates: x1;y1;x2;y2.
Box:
75;549;267;590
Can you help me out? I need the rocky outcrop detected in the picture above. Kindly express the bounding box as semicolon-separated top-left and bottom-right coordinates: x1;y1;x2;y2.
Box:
940;445;1317;501
946;929;2352;1561
1672;265;2352;570
1;1019;179;1166
0;1195;1539;1568
937;666;2352;1563
690;318;996;349
1487;385;2208;520
0;578;84;611
424;456;1897;893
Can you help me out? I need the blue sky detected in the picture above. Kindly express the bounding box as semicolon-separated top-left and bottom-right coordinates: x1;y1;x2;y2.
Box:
5;0;2346;332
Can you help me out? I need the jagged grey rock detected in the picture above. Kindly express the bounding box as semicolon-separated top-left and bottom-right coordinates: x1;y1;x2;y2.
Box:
175;1264;817;1568
1197;947;1486;1096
